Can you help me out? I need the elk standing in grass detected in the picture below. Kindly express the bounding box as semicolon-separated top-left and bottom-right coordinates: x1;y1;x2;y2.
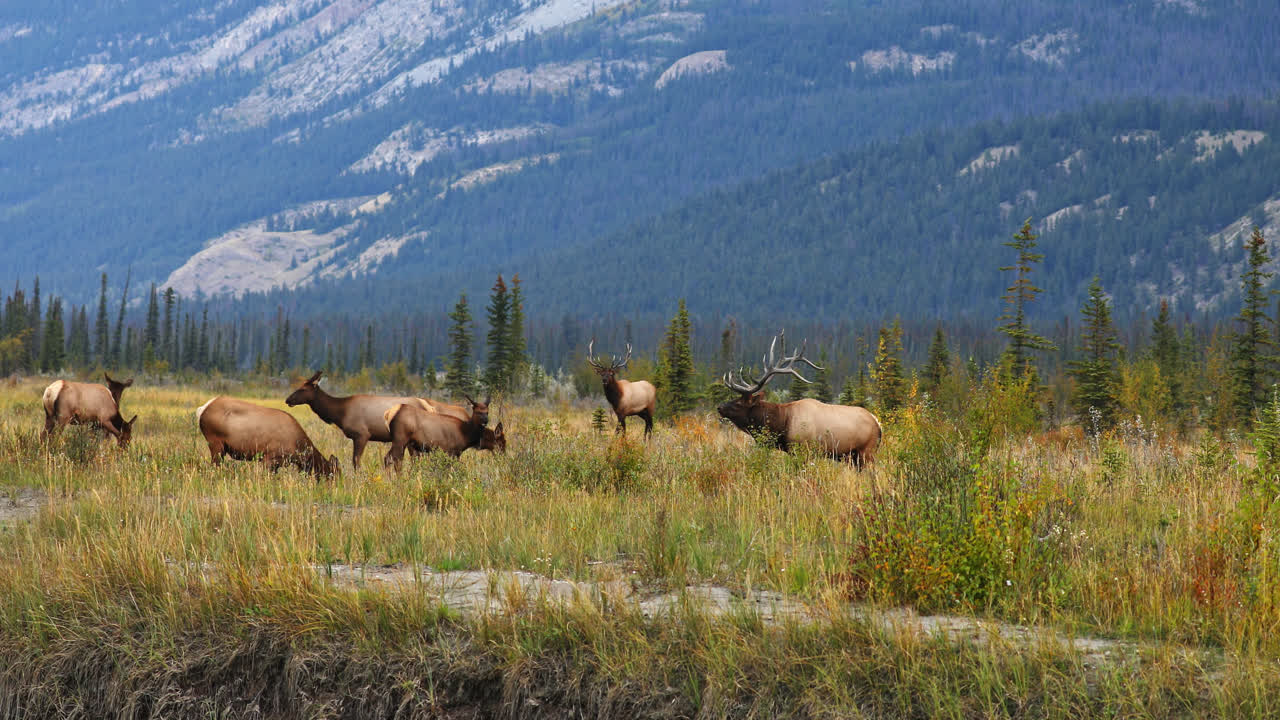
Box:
196;396;340;478
718;333;882;468
382;395;496;473
41;373;137;448
588;340;656;437
286;371;449;469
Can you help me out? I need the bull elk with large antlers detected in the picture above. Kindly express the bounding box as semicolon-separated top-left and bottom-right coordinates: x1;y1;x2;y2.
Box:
588;340;656;437
718;332;882;468
41;372;137;449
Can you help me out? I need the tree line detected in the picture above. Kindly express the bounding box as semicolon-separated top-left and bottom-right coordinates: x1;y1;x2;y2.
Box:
5;217;1280;434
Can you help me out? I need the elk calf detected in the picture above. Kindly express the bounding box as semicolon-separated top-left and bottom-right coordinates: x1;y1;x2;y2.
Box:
197;396;340;478
719;333;882;468
382;396;494;473
42;373;137;448
588;341;656;436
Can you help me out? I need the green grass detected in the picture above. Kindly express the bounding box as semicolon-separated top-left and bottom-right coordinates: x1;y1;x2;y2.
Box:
2;376;1280;717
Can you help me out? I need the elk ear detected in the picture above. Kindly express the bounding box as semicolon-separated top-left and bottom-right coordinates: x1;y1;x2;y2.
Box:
748;392;764;406
484;394;491;406
122;377;134;387
126;415;138;427
464;394;475;405
494;421;504;434
103;372;114;384
307;371;323;385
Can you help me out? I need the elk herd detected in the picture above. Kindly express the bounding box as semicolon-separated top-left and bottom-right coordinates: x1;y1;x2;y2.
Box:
38;333;881;476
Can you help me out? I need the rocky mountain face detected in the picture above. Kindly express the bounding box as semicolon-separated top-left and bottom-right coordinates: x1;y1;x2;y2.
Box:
3;0;1280;322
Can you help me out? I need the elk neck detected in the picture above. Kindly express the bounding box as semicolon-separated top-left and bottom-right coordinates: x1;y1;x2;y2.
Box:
602;377;624;407
306;386;348;426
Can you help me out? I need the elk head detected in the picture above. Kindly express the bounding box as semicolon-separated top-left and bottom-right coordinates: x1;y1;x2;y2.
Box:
117;414;138;449
321;453;342;479
483;422;507;452
463;394;491;426
587;340;631;384
717;331;822;431
286;371;324;407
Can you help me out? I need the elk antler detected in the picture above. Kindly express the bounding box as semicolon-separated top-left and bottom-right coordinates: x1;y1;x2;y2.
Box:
587;339;629;371
722;330;824;396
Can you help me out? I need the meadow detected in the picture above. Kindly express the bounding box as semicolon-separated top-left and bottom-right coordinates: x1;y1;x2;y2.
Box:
2;374;1280;718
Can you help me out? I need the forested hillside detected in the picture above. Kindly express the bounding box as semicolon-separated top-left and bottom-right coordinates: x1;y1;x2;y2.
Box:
2;0;1280;322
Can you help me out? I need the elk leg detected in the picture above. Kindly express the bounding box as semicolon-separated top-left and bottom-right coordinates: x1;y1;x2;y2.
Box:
384;441;404;475
42;412;58;442
351;436;368;471
639;409;654;438
207;441;225;465
615;412;627;435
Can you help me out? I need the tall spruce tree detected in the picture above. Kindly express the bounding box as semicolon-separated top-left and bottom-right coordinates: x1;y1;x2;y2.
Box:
29;276;40;365
111;270;130;367
923;324;950;395
872;319;906;412
660;299;696;415
1068;277;1121;429
997;219;1056;381
95;273;109;365
39;298;64;372
1232;227;1275;422
506;274;528;393
809;347;833;402
1151;300;1186;422
445;294;475;399
68;305;90;368
162;287;175;364
484;275;511;394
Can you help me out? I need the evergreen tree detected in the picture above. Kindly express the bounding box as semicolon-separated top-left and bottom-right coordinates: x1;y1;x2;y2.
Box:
68;305;90;368
111;270;130;368
301;325;311;371
29;276;40;365
507;273;528;393
923;324;950;395
445;294;475;399
1150;299;1186;423
363;324;374;371
39;298;64;372
197;307;210;370
1068;277;1122;429
144;283;159;352
872;319;906;412
94;273;109;364
809;347;833;402
408;333;420;375
162;287;175;364
1232;227;1275;423
660;298;696;415
484;275;511;394
997;219;1056;381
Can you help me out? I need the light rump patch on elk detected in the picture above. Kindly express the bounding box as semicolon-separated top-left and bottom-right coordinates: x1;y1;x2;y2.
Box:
588;340;656;437
285;370;435;469
197;396;339;478
382;395;495;473
41;372;137;448
718;333;882;468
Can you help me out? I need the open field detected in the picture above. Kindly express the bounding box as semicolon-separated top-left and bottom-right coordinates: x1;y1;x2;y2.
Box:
3;375;1280;717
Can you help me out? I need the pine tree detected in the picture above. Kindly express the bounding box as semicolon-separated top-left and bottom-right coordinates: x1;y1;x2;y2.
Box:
484;275;511;394
111;270;130;367
68;305;90;368
445;294;475;399
660;298;696;415
29;276;40;365
95;273;109;364
809;347;833;402
997;219;1056;381
39;298;64;372
197;307;210;371
144;283;159;351
301;325;311;371
1150;299;1186;423
1232;227;1275;423
838;375;860;406
506;273;528;393
923;324;950;395
363;324;374;371
872;319;906;412
1069;277;1122;429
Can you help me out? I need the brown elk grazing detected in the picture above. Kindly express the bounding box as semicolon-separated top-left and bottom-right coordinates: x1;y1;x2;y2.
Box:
718;333;882;468
381;396;495;473
587;340;656;437
196;396;340;478
285;371;441;469
41;372;137;448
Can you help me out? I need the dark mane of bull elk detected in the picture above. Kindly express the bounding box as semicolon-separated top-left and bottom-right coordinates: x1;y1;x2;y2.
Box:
382;395;497;473
718;332;882;468
286;370;451;470
41;372;137;448
197;396;339;478
587;340;656;437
